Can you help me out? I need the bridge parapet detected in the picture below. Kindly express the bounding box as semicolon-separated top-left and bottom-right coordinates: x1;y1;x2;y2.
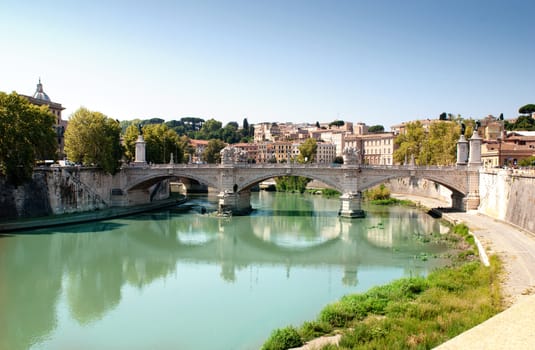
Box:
114;163;480;216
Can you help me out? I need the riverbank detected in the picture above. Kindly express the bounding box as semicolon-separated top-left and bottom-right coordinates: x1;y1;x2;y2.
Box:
392;194;535;350
392;193;535;306
0;197;186;233
281;193;535;350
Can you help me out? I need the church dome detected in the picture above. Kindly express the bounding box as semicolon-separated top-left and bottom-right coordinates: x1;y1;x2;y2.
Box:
33;78;51;102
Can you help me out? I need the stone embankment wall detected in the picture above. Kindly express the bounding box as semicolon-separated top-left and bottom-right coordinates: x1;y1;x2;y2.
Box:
0;167;111;220
479;169;535;233
384;177;452;206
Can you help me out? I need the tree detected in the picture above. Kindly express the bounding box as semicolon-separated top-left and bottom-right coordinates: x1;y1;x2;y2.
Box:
181;117;204;131
393;121;425;165
120;118;141;133
420;121;459;165
123;123;141;162
243;118;249;135
179;135;195;163
329;120;345;128
221;122;240;143
519;104;535;115
519;156;535;166
64;107;123;174
274;176;310;193
368;125;385;133
315;121;320;128
197;118;222;140
203;139;226;163
393;121;459;166
0;92;57;184
509;115;535;131
298;138;317;163
439;112;448;120
142;124;183;164
145;117;165;125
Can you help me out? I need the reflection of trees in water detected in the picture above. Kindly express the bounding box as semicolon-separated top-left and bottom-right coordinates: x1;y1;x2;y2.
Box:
0;196;453;350
0;236;62;350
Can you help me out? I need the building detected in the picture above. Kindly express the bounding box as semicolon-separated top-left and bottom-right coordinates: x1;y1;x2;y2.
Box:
21;79;67;158
254;122;281;142
479;115;504;140
189;139;209;163
316;142;336;163
233;142;258;163
481;131;535;167
273;141;294;163
360;132;396;165
310;130;345;156
256;142;276;163
391;119;436;135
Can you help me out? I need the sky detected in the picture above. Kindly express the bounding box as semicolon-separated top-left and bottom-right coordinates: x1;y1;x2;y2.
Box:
1;0;534;129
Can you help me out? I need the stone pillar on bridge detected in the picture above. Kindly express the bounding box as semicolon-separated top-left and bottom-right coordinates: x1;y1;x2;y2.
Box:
217;151;253;215
339;192;365;218
456;134;468;165
465;130;482;210
468;131;482;166
134;135;146;165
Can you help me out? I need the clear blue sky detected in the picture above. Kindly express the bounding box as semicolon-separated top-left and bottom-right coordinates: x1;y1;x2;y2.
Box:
1;0;534;129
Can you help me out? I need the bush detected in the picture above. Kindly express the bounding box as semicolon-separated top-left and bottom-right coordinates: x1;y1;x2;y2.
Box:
262;326;303;350
364;184;390;200
300;321;333;341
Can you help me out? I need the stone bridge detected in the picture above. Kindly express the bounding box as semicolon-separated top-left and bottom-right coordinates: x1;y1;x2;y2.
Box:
106;132;482;217
109;163;480;218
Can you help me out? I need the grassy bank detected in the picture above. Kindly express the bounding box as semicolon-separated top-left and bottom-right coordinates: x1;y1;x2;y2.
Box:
262;224;504;350
368;198;415;206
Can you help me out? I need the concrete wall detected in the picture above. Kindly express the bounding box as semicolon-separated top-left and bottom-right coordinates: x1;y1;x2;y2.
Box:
384;177;452;206
479;169;535;233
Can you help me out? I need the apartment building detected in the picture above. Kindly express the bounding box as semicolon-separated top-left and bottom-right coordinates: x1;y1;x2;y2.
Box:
254;122;281;142
316;142;337;163
233;142;258;163
360;133;396;165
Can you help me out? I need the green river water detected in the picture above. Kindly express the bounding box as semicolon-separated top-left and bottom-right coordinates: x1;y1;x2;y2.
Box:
0;192;454;350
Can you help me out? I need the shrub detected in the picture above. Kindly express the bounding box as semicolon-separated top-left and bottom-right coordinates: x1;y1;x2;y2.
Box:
300;321;333;341
262;326;303;350
364;184;391;200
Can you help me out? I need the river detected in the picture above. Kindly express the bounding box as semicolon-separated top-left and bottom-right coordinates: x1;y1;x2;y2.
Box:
0;192;454;350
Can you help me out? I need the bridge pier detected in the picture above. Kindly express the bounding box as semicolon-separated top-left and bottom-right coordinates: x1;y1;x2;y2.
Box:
339;192;365;218
451;192;465;211
218;190;253;216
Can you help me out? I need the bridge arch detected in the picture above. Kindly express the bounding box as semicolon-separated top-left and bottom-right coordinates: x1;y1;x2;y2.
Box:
124;172;219;192
237;169;344;193
359;174;466;197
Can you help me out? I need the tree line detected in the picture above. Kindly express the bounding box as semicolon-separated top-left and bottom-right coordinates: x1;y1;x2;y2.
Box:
3;91;535;184
0;94;254;184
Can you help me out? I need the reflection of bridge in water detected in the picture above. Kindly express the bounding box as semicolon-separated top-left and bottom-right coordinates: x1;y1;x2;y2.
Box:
0;202;452;350
126;205;451;280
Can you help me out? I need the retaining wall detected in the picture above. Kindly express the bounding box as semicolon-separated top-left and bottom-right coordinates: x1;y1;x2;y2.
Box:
0;168;110;220
384;177;452;206
479;169;535;233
